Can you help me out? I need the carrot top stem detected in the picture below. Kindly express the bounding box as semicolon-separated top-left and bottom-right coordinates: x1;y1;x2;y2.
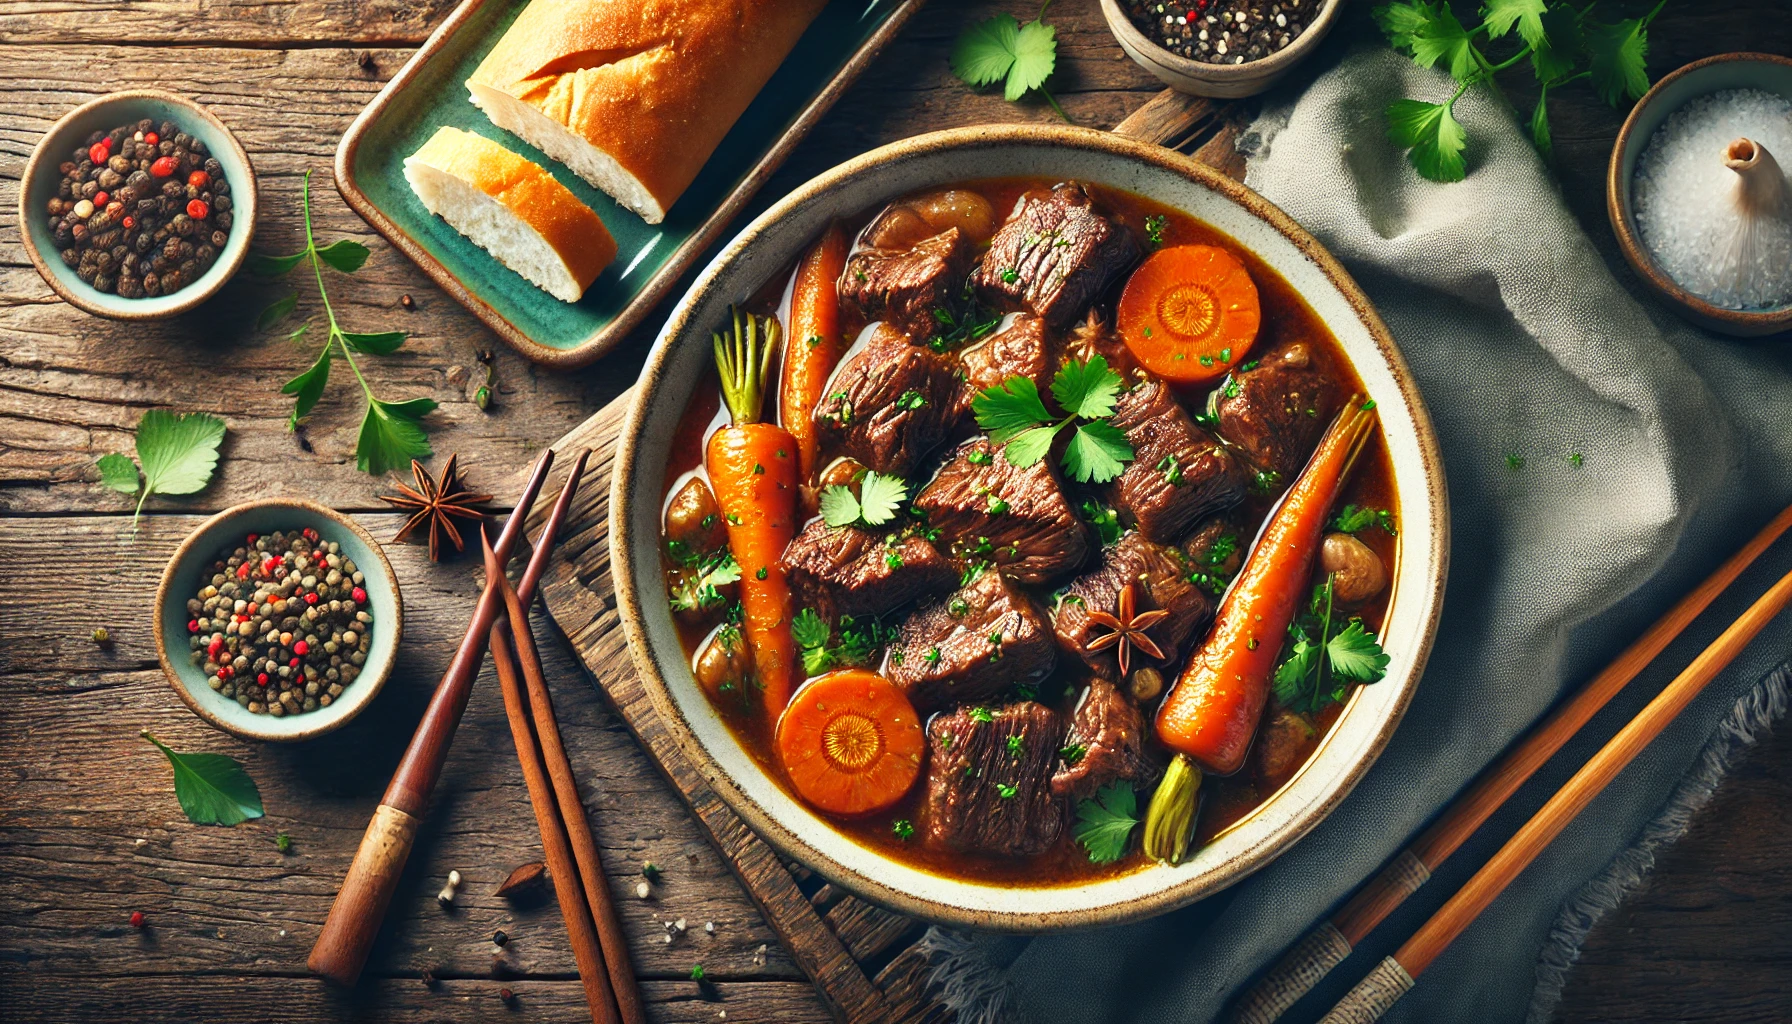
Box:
1142;754;1202;864
714;305;780;426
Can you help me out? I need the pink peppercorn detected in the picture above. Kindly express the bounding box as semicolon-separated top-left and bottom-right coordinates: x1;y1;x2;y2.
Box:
352;587;367;603
293;640;309;656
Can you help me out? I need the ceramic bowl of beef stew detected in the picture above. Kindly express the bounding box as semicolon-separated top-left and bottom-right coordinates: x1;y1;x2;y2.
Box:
612;124;1448;930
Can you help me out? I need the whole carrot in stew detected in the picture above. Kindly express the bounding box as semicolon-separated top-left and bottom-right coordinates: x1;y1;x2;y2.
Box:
708;307;802;717
778;223;849;484
1143;399;1378;863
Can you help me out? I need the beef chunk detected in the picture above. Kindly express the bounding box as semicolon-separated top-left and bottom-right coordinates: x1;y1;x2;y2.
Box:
779;519;956;621
970;183;1141;328
959;314;1054;408
888;569;1056;712
1214;344;1341;481
1109;379;1247;544
841;227;973;339
922;701;1065;856
1052;678;1160;801
814;325;965;476
1052;532;1212;680
912;436;1089;585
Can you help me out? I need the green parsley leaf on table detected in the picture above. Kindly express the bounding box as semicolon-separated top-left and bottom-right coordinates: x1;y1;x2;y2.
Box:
142;731;265;827
96;409;227;529
819;470;908;529
253;168;432;474
1482;0;1548;48
1386;98;1468;184
1585;15;1651;107
972;356;1135;484
950;3;1070;122
1073;781;1139;863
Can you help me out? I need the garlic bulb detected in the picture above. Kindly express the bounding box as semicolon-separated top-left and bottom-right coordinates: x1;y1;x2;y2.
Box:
1717;136;1791;300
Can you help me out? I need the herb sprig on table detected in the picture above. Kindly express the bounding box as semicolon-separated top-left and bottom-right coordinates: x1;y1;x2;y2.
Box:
252;168;435;475
98;410;227;530
1376;0;1667;182
951;2;1071;123
973;355;1135;484
143;731;264;827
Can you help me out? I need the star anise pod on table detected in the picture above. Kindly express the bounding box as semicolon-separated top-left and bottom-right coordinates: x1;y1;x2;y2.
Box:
1084;582;1170;677
379;453;493;561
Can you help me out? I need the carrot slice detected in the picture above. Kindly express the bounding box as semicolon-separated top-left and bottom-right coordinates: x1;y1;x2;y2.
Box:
775;670;924;817
1117;244;1261;383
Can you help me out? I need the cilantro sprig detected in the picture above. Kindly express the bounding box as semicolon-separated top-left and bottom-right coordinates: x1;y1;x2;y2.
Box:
98;409;227;530
1375;0;1666;181
670;549;741;614
252;169;435;474
1271;578;1392;714
1072;781;1139;864
951;2;1070;123
819;471;909;529
792;609;894;677
972;356;1135;484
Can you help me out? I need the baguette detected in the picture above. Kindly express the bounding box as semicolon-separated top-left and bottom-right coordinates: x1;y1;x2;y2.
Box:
403;127;615;303
467;0;828;224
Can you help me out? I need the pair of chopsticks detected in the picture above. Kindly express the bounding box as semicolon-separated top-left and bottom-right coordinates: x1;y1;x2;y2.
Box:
1231;503;1792;1024
478;453;645;1024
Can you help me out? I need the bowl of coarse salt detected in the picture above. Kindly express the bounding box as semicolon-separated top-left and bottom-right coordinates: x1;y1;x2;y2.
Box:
1609;52;1792;338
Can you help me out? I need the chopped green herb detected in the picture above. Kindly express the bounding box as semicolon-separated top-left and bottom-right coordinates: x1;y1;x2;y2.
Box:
1059;743;1087;765
1002;268;1020;283
1006;734;1024;756
949;598;969;618
896;390;928;411
968;706;994;724
967;447;993;466
995;782;1019;799
892;819;915;841
1331;505;1398;537
1157;453;1184;486
755;566;768;580
1506;453;1526;470
1568;452;1584;466
1271;578;1391;714
1143;213;1167;247
926;647;942;665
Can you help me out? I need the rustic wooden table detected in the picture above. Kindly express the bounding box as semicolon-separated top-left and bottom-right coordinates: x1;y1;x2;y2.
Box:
2;1;1788;1021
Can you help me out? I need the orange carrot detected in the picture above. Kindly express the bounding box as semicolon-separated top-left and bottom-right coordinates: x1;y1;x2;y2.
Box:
779;223;849;484
1117;244;1261;384
775;669;924;816
1142;400;1376;864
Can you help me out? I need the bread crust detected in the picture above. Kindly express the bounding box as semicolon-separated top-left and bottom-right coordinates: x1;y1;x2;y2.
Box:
468;0;828;221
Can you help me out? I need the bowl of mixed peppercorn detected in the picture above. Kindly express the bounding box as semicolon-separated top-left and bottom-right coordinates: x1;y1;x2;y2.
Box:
1102;0;1343;98
19;88;257;319
154;499;402;742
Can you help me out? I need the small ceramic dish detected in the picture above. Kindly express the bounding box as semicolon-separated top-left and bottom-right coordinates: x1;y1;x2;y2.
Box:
154;500;402;743
1608;52;1792;338
612;124;1449;931
18;88;258;321
1100;0;1343;98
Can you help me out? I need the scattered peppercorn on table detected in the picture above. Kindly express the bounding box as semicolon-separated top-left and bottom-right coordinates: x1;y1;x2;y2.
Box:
1;2;1789;1022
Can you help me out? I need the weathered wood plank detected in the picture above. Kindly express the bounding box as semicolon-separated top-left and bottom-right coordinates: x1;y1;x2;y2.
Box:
0;0;458;46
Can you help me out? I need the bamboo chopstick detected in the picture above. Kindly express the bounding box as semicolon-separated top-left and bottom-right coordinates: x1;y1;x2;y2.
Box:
1315;564;1792;1024
494;557;646;1024
485;535;619;1024
1229;502;1792;1024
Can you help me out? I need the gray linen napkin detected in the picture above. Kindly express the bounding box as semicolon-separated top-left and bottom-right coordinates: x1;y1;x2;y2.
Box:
924;43;1792;1024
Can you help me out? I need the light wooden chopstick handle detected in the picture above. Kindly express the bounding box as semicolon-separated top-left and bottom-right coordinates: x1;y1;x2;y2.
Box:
1315;958;1414;1024
307;803;421;985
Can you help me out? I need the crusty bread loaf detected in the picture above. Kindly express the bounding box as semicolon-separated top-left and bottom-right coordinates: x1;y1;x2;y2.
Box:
467;0;828;224
403;126;615;303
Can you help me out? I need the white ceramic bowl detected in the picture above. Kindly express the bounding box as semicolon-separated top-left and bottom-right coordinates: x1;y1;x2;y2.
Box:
613;125;1449;930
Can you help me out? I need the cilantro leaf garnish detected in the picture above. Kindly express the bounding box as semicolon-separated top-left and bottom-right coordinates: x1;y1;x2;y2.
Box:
973;356;1135;484
950;3;1069;122
671;550;741;614
792;609;891;677
819;470;908;529
1073;782;1138;864
1331;504;1398;536
1326;620;1393;682
96;409;227;530
1271;578;1391;714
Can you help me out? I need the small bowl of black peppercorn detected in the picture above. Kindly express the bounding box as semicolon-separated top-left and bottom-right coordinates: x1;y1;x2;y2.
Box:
1102;0;1344;98
18;89;258;320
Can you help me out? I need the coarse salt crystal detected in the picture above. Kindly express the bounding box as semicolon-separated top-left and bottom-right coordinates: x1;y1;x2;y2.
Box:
704;921;716;934
635;881;651;899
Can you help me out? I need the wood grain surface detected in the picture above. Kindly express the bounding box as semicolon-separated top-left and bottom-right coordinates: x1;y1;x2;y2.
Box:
1;1;1788;1022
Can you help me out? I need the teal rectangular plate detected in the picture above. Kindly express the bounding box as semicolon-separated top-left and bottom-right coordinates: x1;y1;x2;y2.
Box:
336;0;924;368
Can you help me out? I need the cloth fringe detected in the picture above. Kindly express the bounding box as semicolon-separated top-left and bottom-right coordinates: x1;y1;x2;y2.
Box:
916;927;1015;1024
1524;661;1791;1024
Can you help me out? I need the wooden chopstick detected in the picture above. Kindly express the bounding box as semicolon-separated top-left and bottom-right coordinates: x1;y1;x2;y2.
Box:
1315;564;1792;1023
494;553;646;1024
485;534;619;1024
1229;502;1792;1024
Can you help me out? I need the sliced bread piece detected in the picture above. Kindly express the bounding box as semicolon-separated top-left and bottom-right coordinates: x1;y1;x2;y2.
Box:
402;126;615;302
466;0;828;224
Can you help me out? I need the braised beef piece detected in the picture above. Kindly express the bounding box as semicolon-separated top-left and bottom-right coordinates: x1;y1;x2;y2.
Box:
922;701;1065;856
912;437;1089;585
1108;378;1248;544
969;183;1142;328
840;227;973;339
814;325;965;476
1181;517;1245;598
778;519;956;621
888;569;1056;712
959;314;1054;410
1214;343;1341;482
1052;532;1212;680
1052;678;1160;801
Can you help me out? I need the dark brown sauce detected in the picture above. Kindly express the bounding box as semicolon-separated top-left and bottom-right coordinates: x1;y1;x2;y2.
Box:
660;178;1398;886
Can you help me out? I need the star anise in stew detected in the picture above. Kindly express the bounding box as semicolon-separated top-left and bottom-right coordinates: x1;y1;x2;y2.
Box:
1083;582;1170;677
379;454;493;561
